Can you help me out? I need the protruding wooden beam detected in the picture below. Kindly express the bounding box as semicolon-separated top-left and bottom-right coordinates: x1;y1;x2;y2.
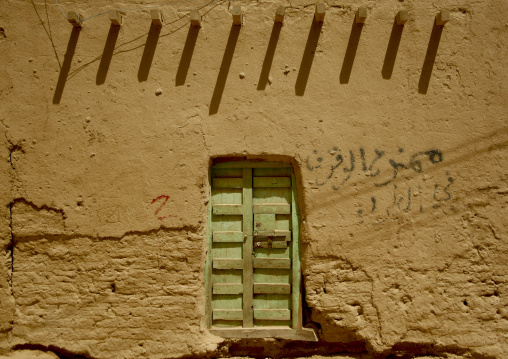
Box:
274;6;285;23
396;10;409;25
109;10;122;26
232;5;242;26
190;9;201;27
355;7;368;23
315;3;326;23
435;10;450;26
151;9;163;27
67;11;82;27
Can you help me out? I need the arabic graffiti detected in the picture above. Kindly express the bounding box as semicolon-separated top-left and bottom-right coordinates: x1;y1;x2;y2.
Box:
305;147;454;224
356;172;455;224
306;147;444;190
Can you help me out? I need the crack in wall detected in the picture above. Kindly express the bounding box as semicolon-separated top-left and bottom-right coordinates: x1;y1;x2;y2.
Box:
13;224;202;243
10;197;201;243
7;201;13;289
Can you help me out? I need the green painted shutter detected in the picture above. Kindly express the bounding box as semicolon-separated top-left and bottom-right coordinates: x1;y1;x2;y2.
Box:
206;161;302;330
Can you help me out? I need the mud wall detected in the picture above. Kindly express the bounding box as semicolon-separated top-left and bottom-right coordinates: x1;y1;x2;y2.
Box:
0;0;507;358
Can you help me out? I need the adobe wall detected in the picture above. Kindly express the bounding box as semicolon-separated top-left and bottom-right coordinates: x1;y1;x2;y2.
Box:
0;0;507;358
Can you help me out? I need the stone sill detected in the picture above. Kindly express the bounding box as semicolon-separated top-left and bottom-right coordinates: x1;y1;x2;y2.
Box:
210;327;318;341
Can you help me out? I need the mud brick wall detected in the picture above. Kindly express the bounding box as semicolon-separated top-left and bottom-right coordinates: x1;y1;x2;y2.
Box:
0;0;507;358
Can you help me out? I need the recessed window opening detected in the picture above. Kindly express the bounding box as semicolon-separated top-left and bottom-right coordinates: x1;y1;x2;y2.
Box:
205;159;316;341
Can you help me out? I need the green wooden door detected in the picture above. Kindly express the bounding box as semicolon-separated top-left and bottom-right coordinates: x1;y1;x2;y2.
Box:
206;161;302;331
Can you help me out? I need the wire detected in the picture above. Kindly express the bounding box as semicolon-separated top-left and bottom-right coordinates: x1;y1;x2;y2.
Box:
54;0;67;18
55;0;222;23
80;11;109;22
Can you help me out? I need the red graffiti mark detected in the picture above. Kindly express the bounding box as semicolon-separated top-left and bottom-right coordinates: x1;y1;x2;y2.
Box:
151;195;178;220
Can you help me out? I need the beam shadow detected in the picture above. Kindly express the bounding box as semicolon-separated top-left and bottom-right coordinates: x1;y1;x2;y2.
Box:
52;27;81;104
138;23;162;82
381;19;404;79
209;25;241;115
96;24;121;85
295;17;322;96
257;22;282;91
175;25;200;86
418;21;444;94
340;18;364;84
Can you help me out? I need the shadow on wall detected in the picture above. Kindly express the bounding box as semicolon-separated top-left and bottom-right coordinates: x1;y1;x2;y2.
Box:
209;24;241;115
295;16;322;96
419;20;444;94
339;18;364;84
175;25;200;86
138;23;162;82
50;5;449;105
52;27;81;105
96;24;121;85
257;21;282;91
381;19;404;80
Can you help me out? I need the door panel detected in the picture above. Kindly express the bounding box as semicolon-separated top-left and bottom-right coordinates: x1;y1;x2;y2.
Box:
208;161;300;330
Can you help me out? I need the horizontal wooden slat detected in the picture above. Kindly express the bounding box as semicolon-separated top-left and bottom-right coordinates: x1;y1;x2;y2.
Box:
253;177;291;188
253;204;290;214
253;240;289;249
209;328;318;341
213;178;243;188
213;309;243;320
213;283;243;294
253;231;291;241
214;161;292;168
213;231;244;242
254;309;291;321
253;258;291;269
213;204;243;215
213;258;243;269
254;283;291;294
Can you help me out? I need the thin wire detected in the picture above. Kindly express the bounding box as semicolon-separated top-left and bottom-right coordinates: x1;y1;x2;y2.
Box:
81;11;109;22
57;0;221;23
54;0;67;18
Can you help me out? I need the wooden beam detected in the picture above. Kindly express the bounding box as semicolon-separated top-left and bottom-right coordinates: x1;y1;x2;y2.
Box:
213;309;243;320
242;168;254;327
213;177;243;188
213;231;244;242
274;6;285;23
315;3;326;23
213;258;243;269
253;177;291;188
213;204;243;215
190;9;201;27
213;283;243;294
356;7;368;23
232;5;242;26
254;283;291;294
253;204;290;214
151;9;163;27
213;161;291;168
291;172;302;329
253;240;289;249
253;231;291;240
253;258;291;269
435;10;450;26
254;309;291;321
109;10;122;26
67;11;82;28
396;10;409;25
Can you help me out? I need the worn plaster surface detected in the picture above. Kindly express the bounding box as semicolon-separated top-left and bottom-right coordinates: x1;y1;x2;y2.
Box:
0;0;507;358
